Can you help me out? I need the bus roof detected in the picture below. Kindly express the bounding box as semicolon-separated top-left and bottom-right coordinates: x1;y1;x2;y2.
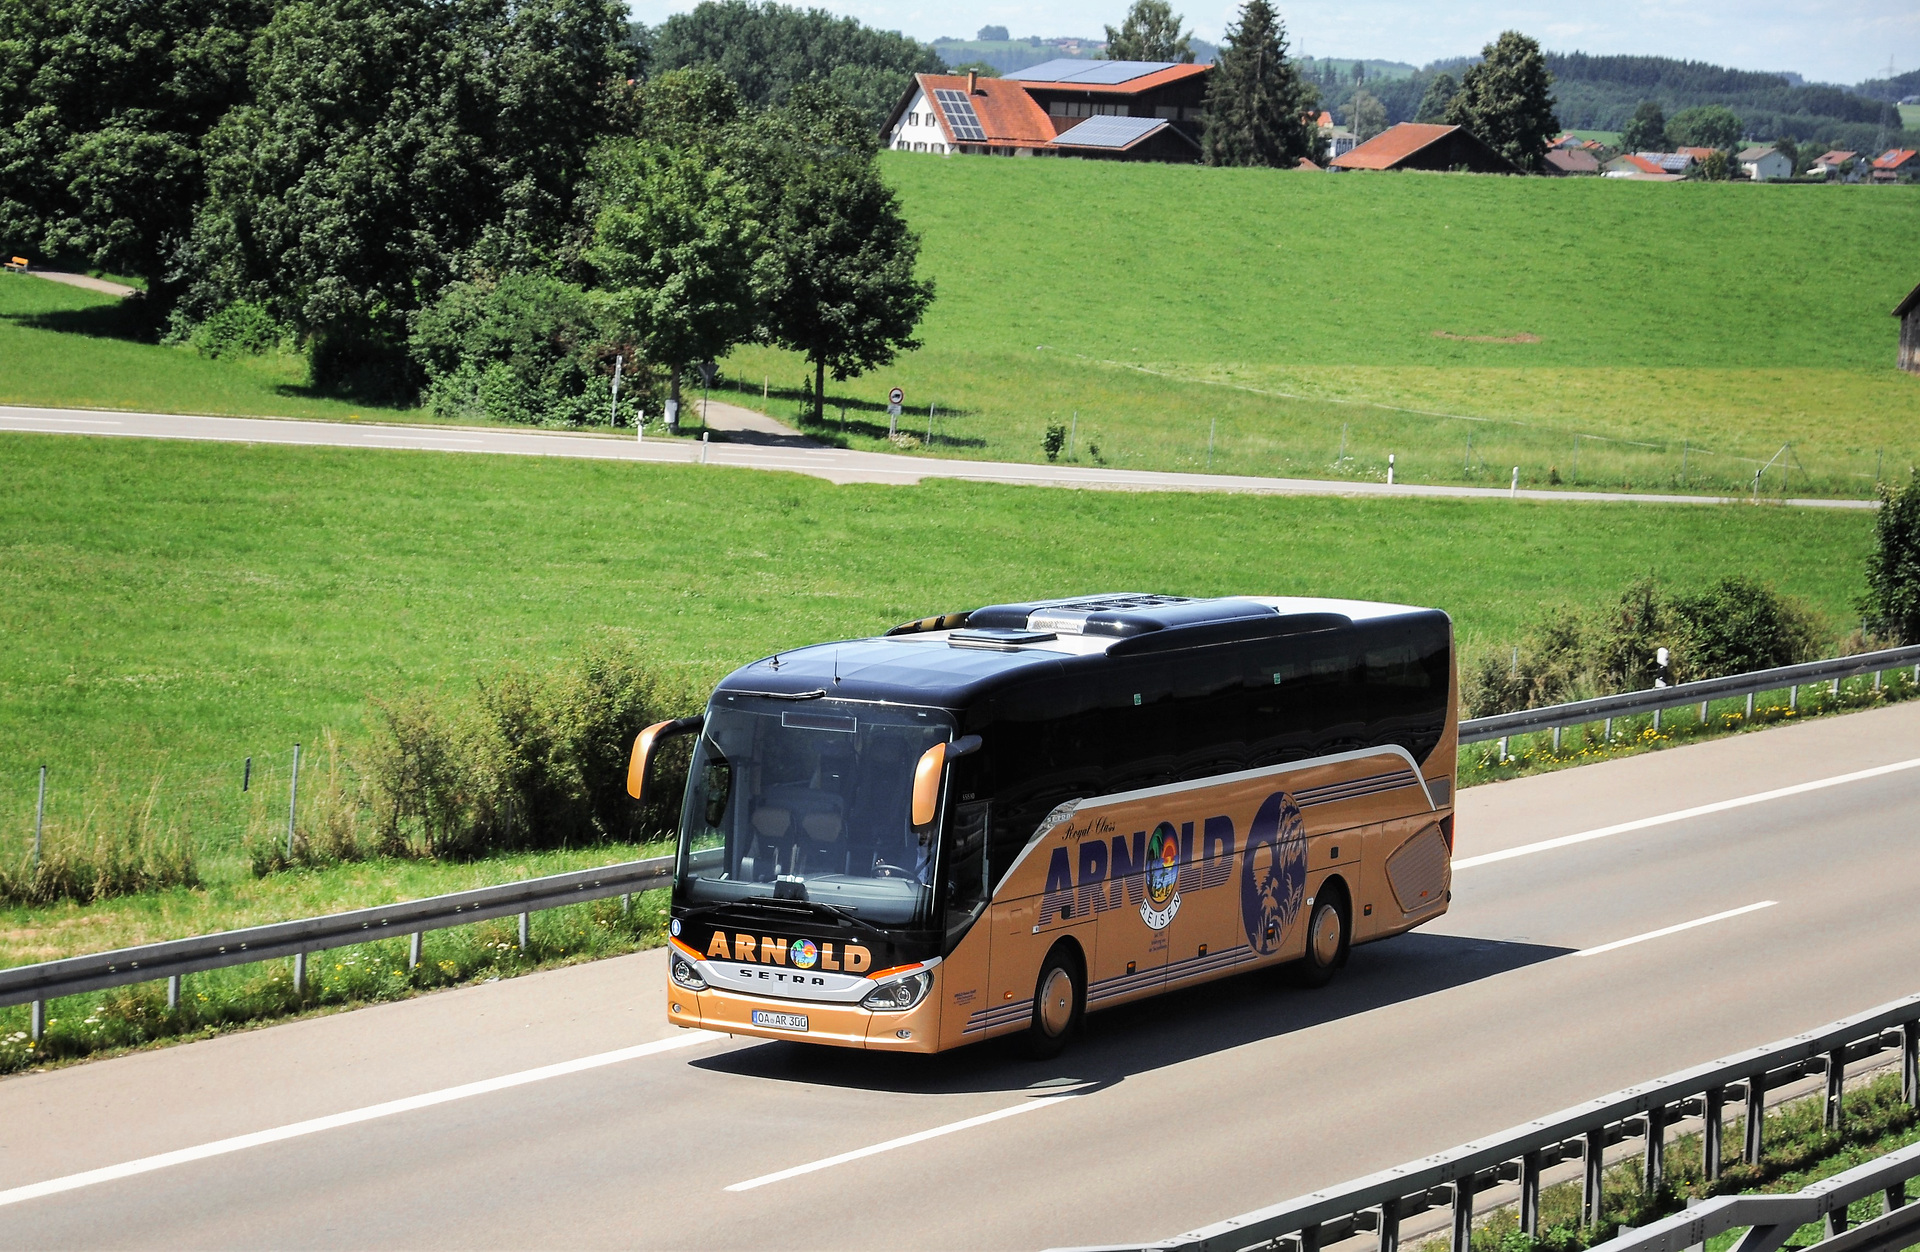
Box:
710;593;1446;710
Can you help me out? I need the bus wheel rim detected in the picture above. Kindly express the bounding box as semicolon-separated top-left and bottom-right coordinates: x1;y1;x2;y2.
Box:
1313;906;1341;965
1039;967;1074;1036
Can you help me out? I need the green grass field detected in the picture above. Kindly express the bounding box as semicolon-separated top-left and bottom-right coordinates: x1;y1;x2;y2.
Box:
724;158;1920;496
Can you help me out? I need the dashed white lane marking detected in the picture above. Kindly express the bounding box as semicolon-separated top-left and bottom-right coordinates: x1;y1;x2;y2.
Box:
1453;758;1920;870
0;1031;720;1209
1575;901;1777;957
725;1093;1083;1192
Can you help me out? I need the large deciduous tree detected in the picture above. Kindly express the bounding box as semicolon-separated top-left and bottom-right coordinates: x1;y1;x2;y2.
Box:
1414;72;1460;124
1444;31;1558;171
1619;99;1667;151
1103;0;1195;64
185;0;628;397
752;84;933;424
0;0;276;310
1666;104;1742;150
1200;0;1321;168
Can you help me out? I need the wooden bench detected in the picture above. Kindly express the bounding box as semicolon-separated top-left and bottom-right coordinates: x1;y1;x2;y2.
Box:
2;257;27;273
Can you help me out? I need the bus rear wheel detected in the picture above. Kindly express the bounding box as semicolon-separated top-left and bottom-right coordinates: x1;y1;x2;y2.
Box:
1295;890;1349;989
1027;947;1083;1058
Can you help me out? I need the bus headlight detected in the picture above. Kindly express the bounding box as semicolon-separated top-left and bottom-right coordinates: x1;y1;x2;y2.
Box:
862;970;932;1012
671;955;708;991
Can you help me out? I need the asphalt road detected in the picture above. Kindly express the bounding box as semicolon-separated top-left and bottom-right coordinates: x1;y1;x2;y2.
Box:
0;404;1873;509
2;703;1917;1249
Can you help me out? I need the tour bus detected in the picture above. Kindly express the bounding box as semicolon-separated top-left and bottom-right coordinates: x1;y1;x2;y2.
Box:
628;593;1456;1056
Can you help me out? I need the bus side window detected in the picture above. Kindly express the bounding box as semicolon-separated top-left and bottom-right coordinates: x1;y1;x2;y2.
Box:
944;801;992;945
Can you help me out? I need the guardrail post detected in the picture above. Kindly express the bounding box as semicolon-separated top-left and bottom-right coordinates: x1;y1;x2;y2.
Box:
1498;735;1508;762
518;912;530;952
1521;1151;1542;1239
30;998;44;1042
1704;1087;1725;1182
1874;669;1883;693
408;931;421;971
167;974;180;1011
293;950;306;995
1451;1178;1473;1251
1645;1105;1666;1193
1826;1047;1846;1131
1653;708;1662;732
1745;693;1754;719
1584;1128;1605;1227
1790;685;1798;710
621;893;631;916
1605;716;1613;741
1552;726;1561;753
1745;1074;1767;1164
1902;1021;1918;1108
1300;1222;1322;1252
1889;1181;1908;1212
1377;1195;1400;1252
1698;699;1708;724
1826;1204;1850;1239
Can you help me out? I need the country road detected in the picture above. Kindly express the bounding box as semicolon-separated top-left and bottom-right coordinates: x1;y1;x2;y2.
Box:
2;701;1916;1249
0;404;1874;508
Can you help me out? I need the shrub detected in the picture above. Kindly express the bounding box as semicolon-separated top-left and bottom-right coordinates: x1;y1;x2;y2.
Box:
1862;471;1920;645
1043;422;1066;461
189;301;287;357
410;273;631;427
363;642;688;857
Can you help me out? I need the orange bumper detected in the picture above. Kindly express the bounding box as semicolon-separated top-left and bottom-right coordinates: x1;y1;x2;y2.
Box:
668;977;944;1052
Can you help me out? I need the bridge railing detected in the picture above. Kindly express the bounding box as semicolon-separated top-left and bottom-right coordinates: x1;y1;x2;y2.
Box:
1052;993;1920;1252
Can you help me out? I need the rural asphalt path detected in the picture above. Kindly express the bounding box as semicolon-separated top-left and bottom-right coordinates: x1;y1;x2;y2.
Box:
2;701;1917;1248
0;404;1872;509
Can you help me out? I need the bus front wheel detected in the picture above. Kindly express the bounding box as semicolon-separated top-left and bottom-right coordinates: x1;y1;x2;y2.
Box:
1295;890;1350;989
1027;946;1084;1058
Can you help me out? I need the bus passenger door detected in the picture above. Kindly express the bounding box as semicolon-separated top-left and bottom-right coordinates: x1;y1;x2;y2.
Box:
1167;816;1251;986
1088;825;1168;1009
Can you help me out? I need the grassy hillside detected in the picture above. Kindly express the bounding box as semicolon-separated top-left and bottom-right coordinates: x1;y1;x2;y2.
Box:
721;157;1920;495
0;433;1875;869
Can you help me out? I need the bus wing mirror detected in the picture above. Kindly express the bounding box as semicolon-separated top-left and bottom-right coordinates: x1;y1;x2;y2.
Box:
911;743;947;827
627;716;704;802
911;735;981;827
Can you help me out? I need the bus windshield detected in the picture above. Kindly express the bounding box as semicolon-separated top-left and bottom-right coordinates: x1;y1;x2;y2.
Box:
675;699;954;929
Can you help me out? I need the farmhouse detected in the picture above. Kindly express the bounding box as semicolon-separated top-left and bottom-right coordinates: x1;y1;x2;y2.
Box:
1811;150;1857;178
1898;280;1920;374
1739;146;1793;181
1602;153;1681;180
1318;112;1359;161
1872;149;1919;182
883;62;1208;162
1329;123;1518;174
1543;148;1600;175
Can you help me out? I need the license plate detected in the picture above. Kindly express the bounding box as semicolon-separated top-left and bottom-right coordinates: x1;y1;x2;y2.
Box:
751;1010;809;1032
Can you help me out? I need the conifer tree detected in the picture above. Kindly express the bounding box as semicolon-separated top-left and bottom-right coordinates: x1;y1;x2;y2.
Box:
1200;0;1321;167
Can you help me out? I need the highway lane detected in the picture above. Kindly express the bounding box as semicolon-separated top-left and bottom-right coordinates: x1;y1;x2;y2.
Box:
0;404;1874;508
1;702;1916;1248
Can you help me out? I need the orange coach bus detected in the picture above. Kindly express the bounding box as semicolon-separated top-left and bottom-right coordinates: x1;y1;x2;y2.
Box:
629;593;1457;1056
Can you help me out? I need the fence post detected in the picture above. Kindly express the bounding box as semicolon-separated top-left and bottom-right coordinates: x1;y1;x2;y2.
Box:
1704;1086;1724;1182
1583;1128;1605;1227
1376;1194;1400;1252
1451;1176;1473;1251
30;998;44;1042
1521;1150;1542;1238
1826;1047;1846;1131
1745;1075;1766;1164
408;931;422;971
518;911;530;952
1510;466;1519;496
33;764;47;868
286;742;302;858
1387;453;1395;486
167;974;180;1011
1206;415;1216;470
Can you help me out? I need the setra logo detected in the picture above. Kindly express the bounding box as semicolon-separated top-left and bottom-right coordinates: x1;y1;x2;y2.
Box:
1139;822;1182;930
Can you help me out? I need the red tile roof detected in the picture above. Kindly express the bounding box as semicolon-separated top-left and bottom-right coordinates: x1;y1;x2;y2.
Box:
913;74;1054;148
1330;123;1456;169
1873;149;1918;169
1675;146;1716;163
1618;153;1665;174
1815;150;1858;165
1544;148;1600;174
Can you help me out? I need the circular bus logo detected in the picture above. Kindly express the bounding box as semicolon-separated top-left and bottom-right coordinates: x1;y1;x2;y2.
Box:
1140;822;1182;930
791;939;818;969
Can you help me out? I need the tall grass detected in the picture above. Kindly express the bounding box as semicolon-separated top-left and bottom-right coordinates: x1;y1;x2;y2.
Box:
0;776;199;905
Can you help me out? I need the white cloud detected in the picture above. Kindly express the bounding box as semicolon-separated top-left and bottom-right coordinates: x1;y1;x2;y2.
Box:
627;0;1916;84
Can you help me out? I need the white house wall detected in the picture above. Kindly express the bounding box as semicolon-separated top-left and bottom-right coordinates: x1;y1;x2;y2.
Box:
887;87;951;154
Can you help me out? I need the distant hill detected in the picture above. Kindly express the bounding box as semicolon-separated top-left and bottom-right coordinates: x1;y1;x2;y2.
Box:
929;34;1220;72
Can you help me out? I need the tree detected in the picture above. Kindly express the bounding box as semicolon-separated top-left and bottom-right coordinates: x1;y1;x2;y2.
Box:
753;85;934;423
1415;73;1459;124
0;0;277;311
1103;0;1194;63
585;126;761;428
1620;100;1668;151
977;25;1008;41
1666;104;1741;149
1348;90;1388;141
186;0;630;398
1200;0;1321;168
1443;31;1559;171
1863;472;1920;645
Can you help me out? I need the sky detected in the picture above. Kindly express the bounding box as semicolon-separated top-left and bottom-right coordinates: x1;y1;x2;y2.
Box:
625;0;1917;86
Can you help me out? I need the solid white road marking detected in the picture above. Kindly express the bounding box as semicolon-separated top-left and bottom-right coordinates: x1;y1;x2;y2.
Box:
0;1031;720;1209
0;416;122;426
1454;757;1920;870
724;1093;1083;1192
1575;901;1777;957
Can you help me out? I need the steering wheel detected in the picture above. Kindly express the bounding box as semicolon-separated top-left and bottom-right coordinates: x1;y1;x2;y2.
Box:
872;862;912;879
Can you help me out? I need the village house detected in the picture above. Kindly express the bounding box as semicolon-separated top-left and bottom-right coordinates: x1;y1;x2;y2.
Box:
1810;150;1858;178
1543;147;1600;175
1738;145;1793;181
1602;153;1682;180
1872;149;1919;182
1318;112;1358;162
1329;123;1518;174
883;61;1209;162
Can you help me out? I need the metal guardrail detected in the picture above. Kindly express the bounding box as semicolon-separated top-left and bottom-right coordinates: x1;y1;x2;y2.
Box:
1056;993;1920;1252
0;854;672;1032
1459;644;1920;745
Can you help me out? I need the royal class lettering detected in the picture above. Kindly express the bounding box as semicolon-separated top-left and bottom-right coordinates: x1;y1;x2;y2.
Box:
703;931;870;973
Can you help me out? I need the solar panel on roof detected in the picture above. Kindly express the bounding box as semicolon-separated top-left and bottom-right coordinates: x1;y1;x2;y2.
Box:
1003;58;1180;83
933;89;987;141
1052;115;1164;149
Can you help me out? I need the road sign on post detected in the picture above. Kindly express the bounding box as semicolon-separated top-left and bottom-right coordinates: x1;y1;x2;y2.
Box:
888;388;903;435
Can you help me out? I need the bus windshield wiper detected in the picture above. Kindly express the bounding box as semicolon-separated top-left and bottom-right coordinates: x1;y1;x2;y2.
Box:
751;897;890;939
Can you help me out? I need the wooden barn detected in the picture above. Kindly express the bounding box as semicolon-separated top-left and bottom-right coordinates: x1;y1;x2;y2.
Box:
1330;123;1519;174
1897;280;1920;374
